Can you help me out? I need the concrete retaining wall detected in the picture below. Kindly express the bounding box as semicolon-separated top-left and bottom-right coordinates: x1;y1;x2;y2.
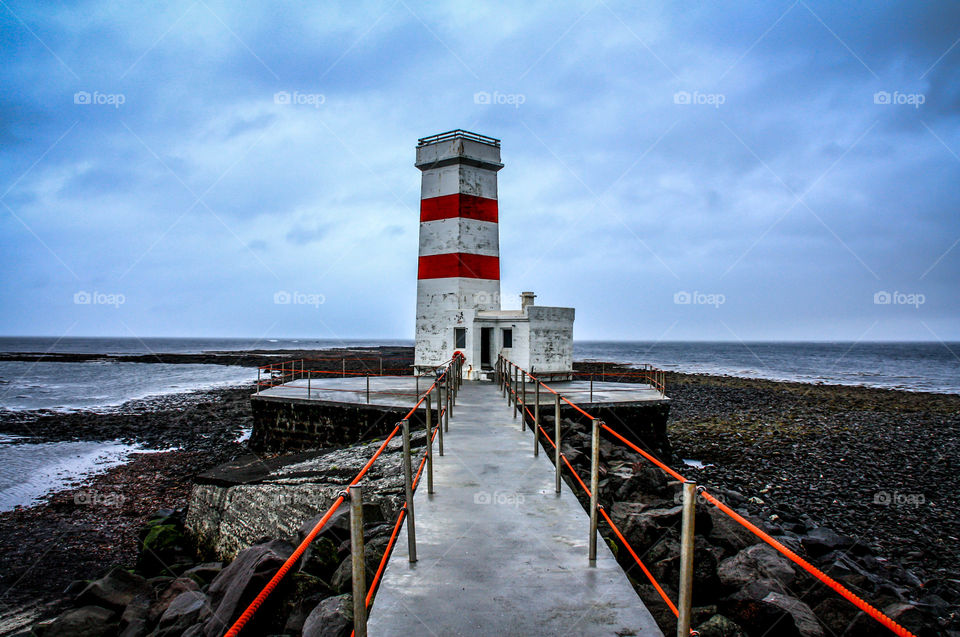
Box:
250;396;426;452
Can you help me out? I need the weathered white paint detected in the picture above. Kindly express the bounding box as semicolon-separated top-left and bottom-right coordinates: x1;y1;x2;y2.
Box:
418;218;499;258
419;165;499;200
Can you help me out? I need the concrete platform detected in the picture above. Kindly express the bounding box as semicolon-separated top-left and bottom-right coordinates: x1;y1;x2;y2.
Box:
256;376;665;408
366;381;663;636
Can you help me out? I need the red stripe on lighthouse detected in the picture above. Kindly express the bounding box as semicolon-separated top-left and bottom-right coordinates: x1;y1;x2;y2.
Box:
418;253;500;280
420;194;498;223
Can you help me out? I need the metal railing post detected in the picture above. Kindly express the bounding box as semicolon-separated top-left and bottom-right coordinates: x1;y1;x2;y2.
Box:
521;372;527;431
379;357;383;376
349;485;367;637
401;419;417;562
513;366;518;419
425;394;434;495
435;381;443;455
590;374;594;402
589;418;600;562
677;481;697;637
554;394;562;493
444;374;450;432
342;357;346;378
534;381;540;457
366;375;370;404
307;372;311;399
447;371;454;418
257;368;260;394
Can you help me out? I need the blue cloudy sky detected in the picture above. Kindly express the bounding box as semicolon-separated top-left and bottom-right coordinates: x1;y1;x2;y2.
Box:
1;1;958;342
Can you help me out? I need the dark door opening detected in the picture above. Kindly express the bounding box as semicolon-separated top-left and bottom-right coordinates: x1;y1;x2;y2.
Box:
480;327;492;369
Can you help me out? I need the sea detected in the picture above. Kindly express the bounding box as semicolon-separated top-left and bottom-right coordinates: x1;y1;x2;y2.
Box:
0;337;956;510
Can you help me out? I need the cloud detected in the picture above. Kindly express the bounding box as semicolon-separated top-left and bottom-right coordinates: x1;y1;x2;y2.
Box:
0;0;957;341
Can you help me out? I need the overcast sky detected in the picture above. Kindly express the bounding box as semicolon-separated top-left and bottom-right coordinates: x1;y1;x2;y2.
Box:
1;1;958;342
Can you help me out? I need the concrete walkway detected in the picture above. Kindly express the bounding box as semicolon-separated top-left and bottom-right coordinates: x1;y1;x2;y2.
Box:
366;381;663;636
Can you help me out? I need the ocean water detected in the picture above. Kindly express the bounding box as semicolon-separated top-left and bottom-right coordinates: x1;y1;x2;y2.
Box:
0;361;255;412
575;341;960;394
0;336;413;355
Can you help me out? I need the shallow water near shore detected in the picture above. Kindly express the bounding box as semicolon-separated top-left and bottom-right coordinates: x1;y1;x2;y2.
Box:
0;438;143;511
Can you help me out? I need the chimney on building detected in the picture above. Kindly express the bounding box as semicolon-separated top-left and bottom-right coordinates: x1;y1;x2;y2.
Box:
521;291;536;309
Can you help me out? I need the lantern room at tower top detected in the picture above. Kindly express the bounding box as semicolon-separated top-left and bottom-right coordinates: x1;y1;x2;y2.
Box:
413;130;575;379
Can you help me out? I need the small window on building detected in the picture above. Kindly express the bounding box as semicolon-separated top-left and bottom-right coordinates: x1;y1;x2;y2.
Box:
454;327;466;349
502;328;513;348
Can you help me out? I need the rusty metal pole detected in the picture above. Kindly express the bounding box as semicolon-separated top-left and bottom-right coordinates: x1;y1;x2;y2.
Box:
365;375;369;404
307;371;311;399
444;374;450;433
677;482;697;637
435;381;443;455
521;371;527;431
590;373;594;402
534;381;540;457
257;368;260;394
447;370;454;418
589;418;600;563
349;484;367;637
513;366;518;419
379;357;383;376
554;393;562;493
401;419;417;562
342;357;345;378
425;394;434;495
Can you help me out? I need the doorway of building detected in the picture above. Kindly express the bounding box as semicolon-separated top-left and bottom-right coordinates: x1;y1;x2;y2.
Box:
480;327;492;369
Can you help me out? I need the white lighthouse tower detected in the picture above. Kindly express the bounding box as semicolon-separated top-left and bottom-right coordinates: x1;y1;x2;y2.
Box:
414;130;574;379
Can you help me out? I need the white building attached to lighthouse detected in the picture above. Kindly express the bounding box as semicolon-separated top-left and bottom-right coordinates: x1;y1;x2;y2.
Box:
414;130;575;379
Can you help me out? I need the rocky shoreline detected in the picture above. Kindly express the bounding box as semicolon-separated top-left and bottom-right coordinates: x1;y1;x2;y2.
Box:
0;351;957;635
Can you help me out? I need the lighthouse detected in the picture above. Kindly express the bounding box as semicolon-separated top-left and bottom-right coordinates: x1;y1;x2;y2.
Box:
414;130;575;379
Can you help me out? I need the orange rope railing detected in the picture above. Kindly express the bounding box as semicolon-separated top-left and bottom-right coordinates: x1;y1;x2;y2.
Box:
499;354;916;637
225;354;461;636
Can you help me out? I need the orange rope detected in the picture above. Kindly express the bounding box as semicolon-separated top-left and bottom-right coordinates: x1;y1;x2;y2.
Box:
365;506;406;606
599;506;679;617
222;495;345;637
699;490;917;637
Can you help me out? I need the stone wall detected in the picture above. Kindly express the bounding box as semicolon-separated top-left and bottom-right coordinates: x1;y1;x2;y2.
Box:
249;396;426;452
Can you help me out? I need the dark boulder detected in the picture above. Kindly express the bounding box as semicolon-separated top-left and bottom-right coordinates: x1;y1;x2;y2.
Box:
182;562;224;589
155;590;208;636
801;527;854;558
75;567;151;612
201;539;295;637
761;592;824;637
694;613;747;637
36;605;119;637
148;577;199;624
302;593;353;637
718;544;796;593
